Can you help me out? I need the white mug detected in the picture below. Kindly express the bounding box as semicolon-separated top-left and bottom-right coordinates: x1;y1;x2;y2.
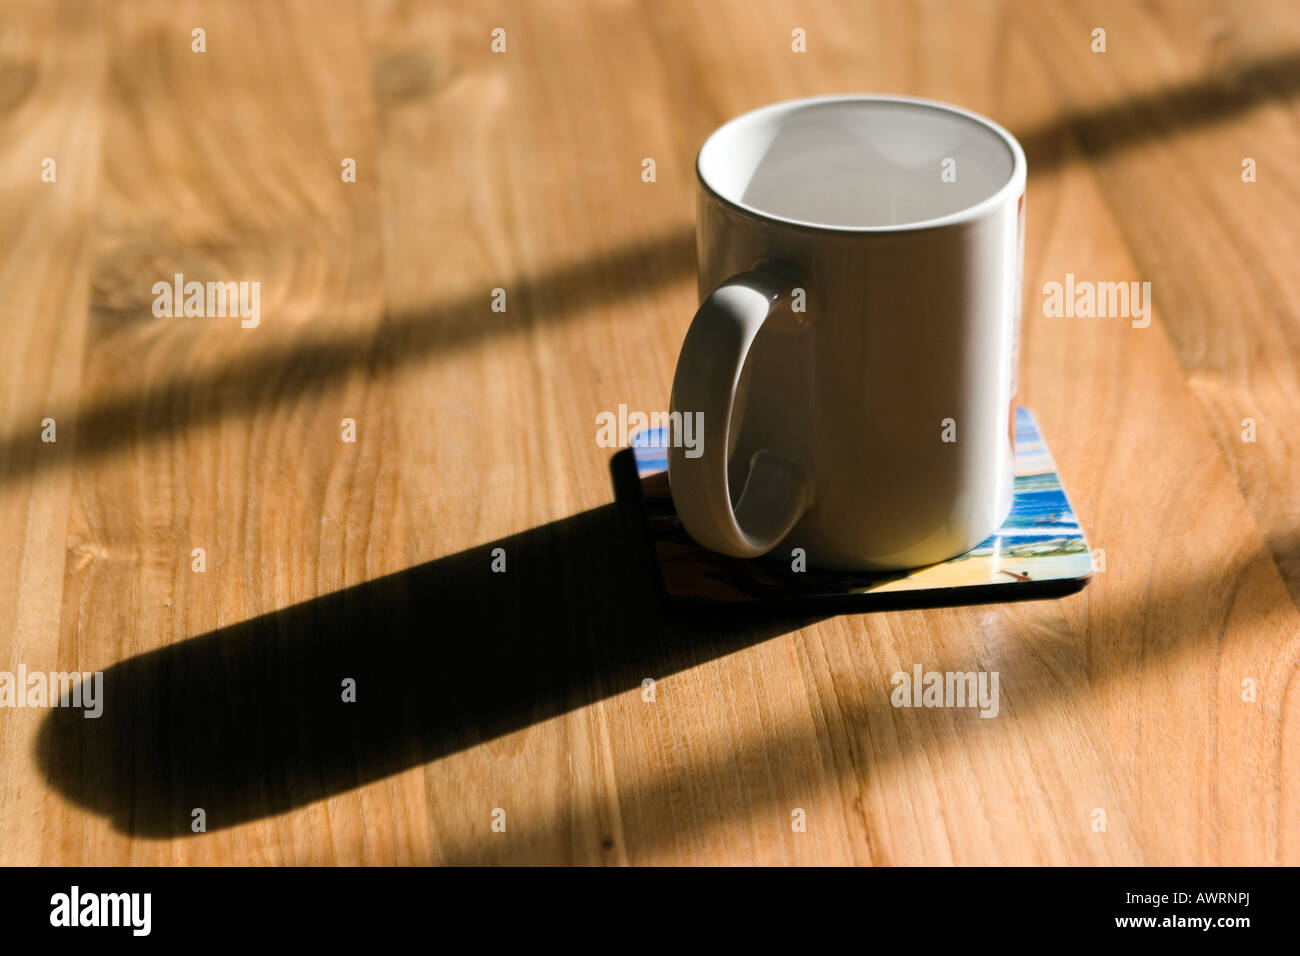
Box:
667;95;1027;571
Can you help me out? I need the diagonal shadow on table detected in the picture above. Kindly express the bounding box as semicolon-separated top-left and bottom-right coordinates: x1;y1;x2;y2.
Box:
0;226;697;488
1018;50;1300;167
35;450;1069;838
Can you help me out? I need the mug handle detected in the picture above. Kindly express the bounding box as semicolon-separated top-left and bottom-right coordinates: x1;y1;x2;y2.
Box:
667;269;815;558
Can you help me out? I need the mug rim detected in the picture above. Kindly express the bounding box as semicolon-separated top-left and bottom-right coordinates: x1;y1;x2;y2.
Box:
695;94;1027;235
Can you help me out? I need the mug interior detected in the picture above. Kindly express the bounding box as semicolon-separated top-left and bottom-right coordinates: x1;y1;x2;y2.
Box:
697;96;1022;231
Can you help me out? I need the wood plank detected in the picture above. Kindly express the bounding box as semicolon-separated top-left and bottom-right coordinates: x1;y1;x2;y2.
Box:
0;0;106;866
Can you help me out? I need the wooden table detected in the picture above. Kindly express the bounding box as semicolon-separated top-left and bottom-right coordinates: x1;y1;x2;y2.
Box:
2;0;1297;865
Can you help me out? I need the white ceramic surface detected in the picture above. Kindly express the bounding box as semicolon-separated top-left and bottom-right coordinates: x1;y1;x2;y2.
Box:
668;95;1027;571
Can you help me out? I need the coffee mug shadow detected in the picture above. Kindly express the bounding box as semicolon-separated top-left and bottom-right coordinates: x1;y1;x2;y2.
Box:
35;451;1078;838
33;452;809;836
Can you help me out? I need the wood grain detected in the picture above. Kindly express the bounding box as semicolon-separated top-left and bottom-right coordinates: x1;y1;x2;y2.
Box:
0;0;1296;865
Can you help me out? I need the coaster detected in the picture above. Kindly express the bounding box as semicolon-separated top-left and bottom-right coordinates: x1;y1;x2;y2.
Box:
617;406;1092;609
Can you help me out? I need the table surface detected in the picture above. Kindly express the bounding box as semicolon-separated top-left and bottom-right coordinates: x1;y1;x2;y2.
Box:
2;0;1298;865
